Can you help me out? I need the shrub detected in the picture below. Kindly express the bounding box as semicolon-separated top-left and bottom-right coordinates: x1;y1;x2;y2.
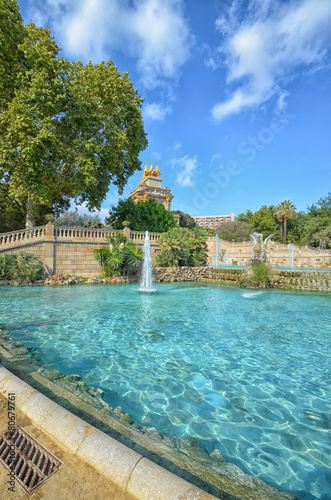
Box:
94;234;143;277
156;227;208;267
0;253;44;282
0;255;17;279
244;262;270;286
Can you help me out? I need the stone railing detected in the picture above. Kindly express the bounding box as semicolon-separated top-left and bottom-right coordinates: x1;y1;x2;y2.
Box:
130;230;162;243
54;226;120;241
0;226;46;247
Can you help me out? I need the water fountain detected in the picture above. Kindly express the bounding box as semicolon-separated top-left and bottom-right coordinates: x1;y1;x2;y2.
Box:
137;231;157;293
290;243;294;268
225;248;229;265
214;234;219;267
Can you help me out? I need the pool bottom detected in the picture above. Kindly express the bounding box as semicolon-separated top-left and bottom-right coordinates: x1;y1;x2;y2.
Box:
0;328;294;500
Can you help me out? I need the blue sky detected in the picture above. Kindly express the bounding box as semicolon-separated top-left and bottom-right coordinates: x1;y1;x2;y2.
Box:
17;0;331;221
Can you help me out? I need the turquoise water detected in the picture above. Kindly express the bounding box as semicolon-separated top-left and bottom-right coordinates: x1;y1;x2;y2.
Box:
0;283;330;499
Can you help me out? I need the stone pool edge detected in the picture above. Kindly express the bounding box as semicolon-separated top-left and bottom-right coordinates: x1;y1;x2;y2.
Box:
0;365;218;500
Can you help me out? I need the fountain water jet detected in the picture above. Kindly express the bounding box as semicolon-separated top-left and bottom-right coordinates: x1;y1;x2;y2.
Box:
225;248;229;265
290;243;294;268
214;234;219;267
137;231;157;293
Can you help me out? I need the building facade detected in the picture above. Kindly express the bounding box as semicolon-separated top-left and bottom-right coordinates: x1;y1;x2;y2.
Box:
193;213;236;229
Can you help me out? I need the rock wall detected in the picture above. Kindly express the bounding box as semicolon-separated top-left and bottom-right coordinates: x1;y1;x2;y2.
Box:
153;266;331;292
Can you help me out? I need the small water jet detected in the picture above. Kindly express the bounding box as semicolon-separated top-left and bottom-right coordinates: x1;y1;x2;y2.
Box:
289;243;294;268
137;231;157;293
225;248;229;265
214;234;219;267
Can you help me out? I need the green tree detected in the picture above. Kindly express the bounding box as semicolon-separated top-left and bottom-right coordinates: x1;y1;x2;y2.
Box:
237;206;280;239
156;227;208;267
217;221;255;242
276;200;296;244
171;210;196;229
0;1;147;228
105;197;177;232
54;210;102;227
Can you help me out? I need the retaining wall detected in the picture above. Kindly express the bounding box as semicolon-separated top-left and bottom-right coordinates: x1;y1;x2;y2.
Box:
154;266;331;292
1;225;330;282
207;237;331;268
0;224;161;277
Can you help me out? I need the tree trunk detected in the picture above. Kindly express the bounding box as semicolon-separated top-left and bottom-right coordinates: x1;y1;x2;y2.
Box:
280;220;283;238
284;219;287;245
25;199;36;228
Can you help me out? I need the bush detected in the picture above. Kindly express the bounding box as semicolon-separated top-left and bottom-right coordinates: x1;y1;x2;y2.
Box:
0;253;44;282
94;234;143;277
244;262;270;287
156;227;208;267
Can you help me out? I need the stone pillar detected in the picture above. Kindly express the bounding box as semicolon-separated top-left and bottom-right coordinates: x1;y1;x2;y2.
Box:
44;223;55;276
122;221;131;241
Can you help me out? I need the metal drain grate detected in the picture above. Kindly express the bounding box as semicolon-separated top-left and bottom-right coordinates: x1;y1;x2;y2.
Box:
0;426;61;493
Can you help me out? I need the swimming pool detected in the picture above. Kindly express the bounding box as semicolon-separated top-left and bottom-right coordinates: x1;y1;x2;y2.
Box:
0;283;330;499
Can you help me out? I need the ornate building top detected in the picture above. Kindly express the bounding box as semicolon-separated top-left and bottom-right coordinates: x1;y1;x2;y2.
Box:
130;165;173;211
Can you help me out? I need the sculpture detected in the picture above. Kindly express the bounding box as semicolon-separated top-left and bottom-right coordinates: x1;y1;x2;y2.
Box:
152;166;161;177
141;165;150;181
141;164;162;181
250;233;275;262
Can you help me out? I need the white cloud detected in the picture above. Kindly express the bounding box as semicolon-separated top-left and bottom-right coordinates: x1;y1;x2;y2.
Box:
144;102;172;120
172;155;198;187
28;0;194;90
211;0;331;121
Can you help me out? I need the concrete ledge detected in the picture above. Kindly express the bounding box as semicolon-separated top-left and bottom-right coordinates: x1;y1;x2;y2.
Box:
0;366;217;500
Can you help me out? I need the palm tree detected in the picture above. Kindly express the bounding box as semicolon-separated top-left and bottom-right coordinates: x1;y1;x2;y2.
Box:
276;200;296;244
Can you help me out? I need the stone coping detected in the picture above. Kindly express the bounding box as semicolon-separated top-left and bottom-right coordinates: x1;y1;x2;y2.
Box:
0;365;217;500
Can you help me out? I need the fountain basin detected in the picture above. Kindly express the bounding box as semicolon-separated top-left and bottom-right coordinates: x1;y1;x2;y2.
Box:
0;283;329;500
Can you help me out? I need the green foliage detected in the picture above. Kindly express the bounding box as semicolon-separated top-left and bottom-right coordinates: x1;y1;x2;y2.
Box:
54;210;102;227
0;1;147;227
217;221;255;242
0;254;17;279
252;263;270;283
156;227;208;267
244;263;270;286
105;197;177;232
0;181;71;233
171;210;196;229
237;205;280;239
275;200;296;244
0;252;44;281
94;233;143;277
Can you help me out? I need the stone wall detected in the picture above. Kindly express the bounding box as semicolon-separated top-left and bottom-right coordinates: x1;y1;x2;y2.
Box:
207;237;331;268
0;224;161;277
153;266;331;292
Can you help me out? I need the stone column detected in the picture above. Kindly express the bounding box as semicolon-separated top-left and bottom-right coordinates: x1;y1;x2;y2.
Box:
122;221;131;241
44;223;55;275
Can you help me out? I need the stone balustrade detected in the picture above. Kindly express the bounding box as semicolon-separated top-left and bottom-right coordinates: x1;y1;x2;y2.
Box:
0;226;45;247
54;226;120;241
130;230;162;242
